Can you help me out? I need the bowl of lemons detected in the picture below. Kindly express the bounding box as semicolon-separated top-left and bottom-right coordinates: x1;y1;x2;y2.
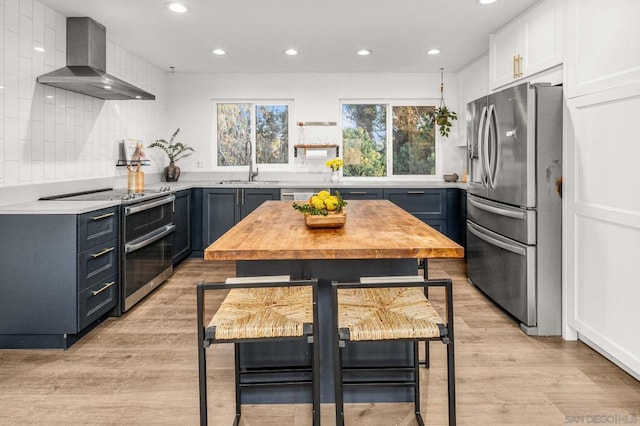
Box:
292;190;347;229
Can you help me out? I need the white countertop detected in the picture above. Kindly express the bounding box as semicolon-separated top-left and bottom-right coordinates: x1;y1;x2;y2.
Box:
0;180;467;215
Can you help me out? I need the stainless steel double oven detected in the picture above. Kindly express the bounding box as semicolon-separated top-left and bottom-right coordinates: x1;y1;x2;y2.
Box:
121;193;175;311
43;188;175;313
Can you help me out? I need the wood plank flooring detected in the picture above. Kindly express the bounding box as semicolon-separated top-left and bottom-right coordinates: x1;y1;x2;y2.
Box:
1;259;638;425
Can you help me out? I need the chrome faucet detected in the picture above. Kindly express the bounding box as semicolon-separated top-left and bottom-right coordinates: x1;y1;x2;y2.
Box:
246;140;258;181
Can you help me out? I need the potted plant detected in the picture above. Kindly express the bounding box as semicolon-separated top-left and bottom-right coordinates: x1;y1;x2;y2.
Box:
148;128;194;182
434;105;458;138
434;68;458;138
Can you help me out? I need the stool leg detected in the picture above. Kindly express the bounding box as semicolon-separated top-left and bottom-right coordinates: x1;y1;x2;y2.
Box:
447;340;457;426
234;343;242;423
421;259;430;369
196;286;208;426
414;341;425;426
312;336;320;425
334;341;345;426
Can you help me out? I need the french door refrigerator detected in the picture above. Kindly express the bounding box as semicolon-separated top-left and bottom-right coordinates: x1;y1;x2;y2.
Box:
466;82;562;335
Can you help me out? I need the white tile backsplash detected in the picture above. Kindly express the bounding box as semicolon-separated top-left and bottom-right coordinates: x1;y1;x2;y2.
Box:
5;117;18;160
4;0;18;33
5;29;19;75
0;5;5;48
0;0;165;200
32;1;42;43
19;0;32;18
18;14;31;58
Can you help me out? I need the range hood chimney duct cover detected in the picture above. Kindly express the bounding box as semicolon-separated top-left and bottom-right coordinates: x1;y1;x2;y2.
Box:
37;17;155;101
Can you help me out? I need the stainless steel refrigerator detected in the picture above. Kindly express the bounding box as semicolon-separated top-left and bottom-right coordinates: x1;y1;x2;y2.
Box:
466;82;562;336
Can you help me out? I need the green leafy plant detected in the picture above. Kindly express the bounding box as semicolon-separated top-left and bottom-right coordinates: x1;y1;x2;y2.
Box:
434;68;458;138
434;105;458;138
148;128;195;163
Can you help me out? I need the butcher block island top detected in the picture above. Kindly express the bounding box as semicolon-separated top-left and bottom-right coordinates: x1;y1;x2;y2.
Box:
204;200;464;260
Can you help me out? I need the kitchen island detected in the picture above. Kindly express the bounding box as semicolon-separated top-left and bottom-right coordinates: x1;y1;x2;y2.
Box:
204;199;463;403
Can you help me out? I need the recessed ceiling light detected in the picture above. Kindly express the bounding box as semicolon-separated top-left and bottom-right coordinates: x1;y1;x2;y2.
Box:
104;85;112;90
34;46;45;53
427;48;441;55
477;0;497;4
284;49;298;56
357;49;372;56
212;49;226;56
167;2;189;13
135;96;141;99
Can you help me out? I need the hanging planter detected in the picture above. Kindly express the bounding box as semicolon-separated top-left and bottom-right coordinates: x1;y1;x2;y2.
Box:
434;68;458;138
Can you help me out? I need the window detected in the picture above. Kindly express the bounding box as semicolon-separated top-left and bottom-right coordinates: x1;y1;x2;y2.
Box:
342;103;436;177
216;102;290;167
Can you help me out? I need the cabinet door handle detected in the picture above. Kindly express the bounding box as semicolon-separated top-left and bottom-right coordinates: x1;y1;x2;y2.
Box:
236;189;240;206
242;188;246;206
91;212;114;221
91;247;115;258
513;55;518;79
92;281;115;296
348;191;367;195
518;55;524;77
407;191;425;195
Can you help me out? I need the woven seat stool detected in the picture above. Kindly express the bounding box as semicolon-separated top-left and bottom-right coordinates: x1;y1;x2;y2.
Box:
197;276;320;426
332;276;456;426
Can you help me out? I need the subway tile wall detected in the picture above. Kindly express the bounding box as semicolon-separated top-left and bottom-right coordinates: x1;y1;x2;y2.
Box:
0;0;166;188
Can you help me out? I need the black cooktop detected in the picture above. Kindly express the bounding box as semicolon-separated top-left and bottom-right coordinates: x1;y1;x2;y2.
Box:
40;187;172;203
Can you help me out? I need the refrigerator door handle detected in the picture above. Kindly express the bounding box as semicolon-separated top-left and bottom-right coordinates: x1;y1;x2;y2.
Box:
468;196;526;220
478;105;488;187
489;105;499;188
467;222;527;256
484;104;496;188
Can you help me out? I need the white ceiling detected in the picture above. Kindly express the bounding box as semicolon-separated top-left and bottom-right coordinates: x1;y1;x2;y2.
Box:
39;0;541;74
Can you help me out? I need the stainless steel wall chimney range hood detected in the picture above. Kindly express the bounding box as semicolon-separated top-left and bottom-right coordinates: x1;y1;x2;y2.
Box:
37;17;155;101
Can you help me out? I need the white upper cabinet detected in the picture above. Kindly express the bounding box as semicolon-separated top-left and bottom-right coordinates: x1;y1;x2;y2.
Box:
489;0;564;90
566;0;640;98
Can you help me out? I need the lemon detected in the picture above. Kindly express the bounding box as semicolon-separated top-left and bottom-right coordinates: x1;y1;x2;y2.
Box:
309;195;319;206
313;198;326;210
317;190;331;200
325;197;338;211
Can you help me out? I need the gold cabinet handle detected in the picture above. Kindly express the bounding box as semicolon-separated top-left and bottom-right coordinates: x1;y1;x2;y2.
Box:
91;212;114;221
91;247;115;258
518;55;524;77
513;55;518;79
92;281;115;296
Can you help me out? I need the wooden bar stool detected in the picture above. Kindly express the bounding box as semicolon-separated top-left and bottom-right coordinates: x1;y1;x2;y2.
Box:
197;276;320;426
332;276;455;426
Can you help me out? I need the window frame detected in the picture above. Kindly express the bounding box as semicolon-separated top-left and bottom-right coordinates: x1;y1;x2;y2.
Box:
339;99;443;181
212;99;295;170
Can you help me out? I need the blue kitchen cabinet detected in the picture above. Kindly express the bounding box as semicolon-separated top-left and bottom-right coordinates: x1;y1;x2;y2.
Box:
202;188;280;248
0;206;119;348
334;188;383;200
172;189;192;264
384;188;463;245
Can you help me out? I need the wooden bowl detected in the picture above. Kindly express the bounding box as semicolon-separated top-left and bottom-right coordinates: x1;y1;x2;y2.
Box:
304;210;347;228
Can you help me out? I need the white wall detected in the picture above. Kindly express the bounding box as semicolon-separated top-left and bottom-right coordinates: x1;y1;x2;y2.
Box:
165;72;466;179
0;0;166;205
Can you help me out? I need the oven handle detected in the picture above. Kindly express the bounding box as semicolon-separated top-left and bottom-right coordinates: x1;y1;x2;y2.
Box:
125;224;175;254
124;194;176;216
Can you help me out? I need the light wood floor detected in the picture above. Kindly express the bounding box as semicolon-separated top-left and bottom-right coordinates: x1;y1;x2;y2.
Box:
1;259;638;425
